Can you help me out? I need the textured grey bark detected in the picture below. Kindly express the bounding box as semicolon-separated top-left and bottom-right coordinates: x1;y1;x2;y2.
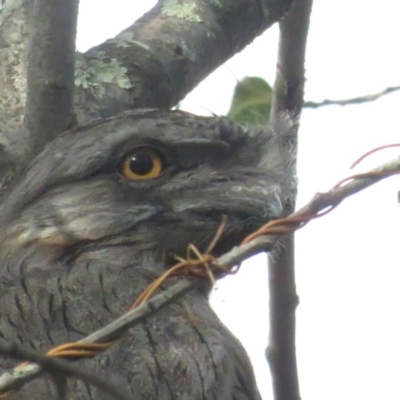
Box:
73;0;294;124
0;0;32;131
0;0;33;182
25;0;79;155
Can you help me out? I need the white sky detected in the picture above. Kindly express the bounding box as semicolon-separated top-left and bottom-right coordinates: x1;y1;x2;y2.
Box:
77;2;400;399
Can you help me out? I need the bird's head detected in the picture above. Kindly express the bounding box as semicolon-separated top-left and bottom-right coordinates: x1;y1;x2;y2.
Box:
0;109;295;267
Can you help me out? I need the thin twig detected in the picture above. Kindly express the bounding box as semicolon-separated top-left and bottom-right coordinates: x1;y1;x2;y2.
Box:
350;143;400;169
0;340;132;400
244;155;400;243
268;0;313;397
0;280;206;396
304;86;400;109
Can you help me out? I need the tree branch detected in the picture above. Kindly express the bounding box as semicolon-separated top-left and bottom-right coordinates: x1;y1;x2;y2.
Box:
268;0;313;399
0;340;132;400
0;0;32;130
73;0;294;124
304;85;400;108
0;279;208;395
25;0;79;155
0;0;33;183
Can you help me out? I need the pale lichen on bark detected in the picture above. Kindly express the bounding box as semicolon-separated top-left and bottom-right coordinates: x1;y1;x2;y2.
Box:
112;32;151;51
0;0;30;127
161;0;202;22
74;52;132;92
209;0;223;9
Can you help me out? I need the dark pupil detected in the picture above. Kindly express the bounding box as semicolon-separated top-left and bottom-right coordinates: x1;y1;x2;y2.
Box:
129;153;154;175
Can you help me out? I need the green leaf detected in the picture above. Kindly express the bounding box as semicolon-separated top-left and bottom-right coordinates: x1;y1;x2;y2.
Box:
227;76;272;125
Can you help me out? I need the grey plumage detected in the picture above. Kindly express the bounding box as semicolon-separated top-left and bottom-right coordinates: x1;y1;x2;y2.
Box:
0;109;295;399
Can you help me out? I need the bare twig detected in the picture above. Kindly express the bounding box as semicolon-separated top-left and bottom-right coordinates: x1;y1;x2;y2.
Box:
0;340;132;400
268;0;313;397
350;143;400;169
244;156;400;243
304;86;400;109
0;279;205;395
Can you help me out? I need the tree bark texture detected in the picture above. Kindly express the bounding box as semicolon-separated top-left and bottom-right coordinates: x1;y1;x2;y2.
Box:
267;0;313;399
25;0;79;155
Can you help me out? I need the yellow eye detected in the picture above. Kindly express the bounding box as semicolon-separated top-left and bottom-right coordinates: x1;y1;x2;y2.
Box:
121;148;164;180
